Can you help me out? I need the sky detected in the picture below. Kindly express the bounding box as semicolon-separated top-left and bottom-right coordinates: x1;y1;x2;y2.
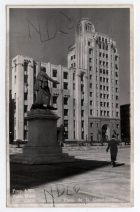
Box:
9;7;130;105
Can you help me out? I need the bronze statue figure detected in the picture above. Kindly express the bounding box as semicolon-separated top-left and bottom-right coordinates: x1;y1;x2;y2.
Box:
31;67;59;110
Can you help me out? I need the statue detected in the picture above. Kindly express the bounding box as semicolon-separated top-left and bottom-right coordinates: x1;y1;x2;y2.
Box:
31;67;59;110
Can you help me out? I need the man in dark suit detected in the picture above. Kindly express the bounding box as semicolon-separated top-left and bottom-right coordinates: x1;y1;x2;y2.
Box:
106;135;119;167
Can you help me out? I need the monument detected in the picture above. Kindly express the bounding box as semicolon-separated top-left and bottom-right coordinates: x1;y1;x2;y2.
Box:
11;66;74;164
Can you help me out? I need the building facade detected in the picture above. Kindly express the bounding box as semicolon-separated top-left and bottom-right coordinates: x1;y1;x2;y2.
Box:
67;18;120;142
120;104;130;143
11;18;120;143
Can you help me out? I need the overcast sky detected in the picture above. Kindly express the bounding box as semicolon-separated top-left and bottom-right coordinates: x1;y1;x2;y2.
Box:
9;8;130;105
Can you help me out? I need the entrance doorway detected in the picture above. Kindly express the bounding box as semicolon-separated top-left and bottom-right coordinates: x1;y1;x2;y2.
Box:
101;124;110;144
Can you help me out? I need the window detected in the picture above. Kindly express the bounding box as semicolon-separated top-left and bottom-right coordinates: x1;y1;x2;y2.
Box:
88;41;91;46
63;82;68;90
14;76;16;84
73;83;75;90
89;58;92;63
100;77;102;82
90;83;92;88
116;112;119;117
90;75;92;80
81;99;84;106
24;75;28;83
64;109;68;116
104;102;106;107
81;74;84;82
64;120;68;127
53;96;57;104
100;102;103;107
24;93;28;100
53;82;57;88
89;49;92;54
116;80;118;85
90;133;93;142
107;102;109;107
90;122;93;128
100;69;102;74
81;110;84;117
116;103;118;108
89;66;92;71
104;94;106;99
90;92;92;97
53;69;57;77
81;84;84;92
116;88;118;92
107;111;109;116
81;121;84;128
116;95;118;100
103;69;105;74
73;73;75;80
90;109;93;115
63;72;68;79
115;72;118;77
73;110;75;117
100;93;102;98
24;105;28;113
73;98;75;106
90;100;92;106
82;131;84;140
24;62;28;72
64;97;68;105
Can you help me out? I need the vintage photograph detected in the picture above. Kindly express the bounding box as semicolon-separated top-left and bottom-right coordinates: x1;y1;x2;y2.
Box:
7;6;133;207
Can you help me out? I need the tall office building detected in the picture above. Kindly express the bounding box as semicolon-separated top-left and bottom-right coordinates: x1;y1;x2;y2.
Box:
67;18;120;142
11;18;120;143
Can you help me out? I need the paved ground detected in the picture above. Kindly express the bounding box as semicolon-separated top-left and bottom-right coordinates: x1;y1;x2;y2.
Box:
9;145;132;207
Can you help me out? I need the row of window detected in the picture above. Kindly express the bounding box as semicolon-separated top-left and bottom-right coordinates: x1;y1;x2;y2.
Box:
99;60;108;67
99;52;108;59
100;77;109;83
99;68;109;75
90;122;119;128
53;69;68;80
70;55;76;60
99;85;109;91
100;102;109;107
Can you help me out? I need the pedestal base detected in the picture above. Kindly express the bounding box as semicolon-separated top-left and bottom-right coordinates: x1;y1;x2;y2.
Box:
11;109;75;164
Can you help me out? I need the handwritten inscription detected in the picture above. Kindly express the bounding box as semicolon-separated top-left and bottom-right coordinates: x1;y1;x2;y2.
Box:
43;184;80;206
27;12;74;43
10;184;100;206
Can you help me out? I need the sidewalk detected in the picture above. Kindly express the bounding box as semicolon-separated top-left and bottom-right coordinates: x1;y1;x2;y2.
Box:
9;147;132;207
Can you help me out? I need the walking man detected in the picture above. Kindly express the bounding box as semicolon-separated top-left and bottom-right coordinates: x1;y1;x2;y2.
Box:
106;135;119;167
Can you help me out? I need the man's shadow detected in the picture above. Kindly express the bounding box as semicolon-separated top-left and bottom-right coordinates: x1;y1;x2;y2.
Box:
115;163;125;167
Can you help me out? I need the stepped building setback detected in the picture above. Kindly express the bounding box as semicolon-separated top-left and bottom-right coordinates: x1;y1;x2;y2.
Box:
11;18;120;143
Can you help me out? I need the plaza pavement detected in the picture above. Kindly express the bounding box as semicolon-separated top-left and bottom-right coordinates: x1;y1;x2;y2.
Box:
9;145;132;207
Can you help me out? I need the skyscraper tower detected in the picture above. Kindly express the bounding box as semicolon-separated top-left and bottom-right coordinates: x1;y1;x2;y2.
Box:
67;18;120;142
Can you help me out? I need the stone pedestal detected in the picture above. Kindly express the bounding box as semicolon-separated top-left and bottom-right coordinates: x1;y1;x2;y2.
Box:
11;109;74;164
